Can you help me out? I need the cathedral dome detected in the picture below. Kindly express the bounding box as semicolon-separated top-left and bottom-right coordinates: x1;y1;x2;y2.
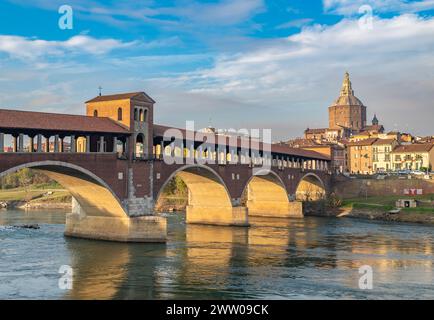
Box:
333;95;364;106
331;72;365;107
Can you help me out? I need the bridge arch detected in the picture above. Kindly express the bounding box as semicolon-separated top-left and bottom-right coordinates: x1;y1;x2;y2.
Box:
241;169;300;218
295;173;326;201
0;161;127;217
156;165;247;226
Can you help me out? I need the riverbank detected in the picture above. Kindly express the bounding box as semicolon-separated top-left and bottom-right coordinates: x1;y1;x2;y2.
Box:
0;187;71;210
334;194;434;225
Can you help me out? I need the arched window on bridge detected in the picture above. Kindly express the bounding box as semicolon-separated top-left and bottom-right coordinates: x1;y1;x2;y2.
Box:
164;145;172;157
135;134;144;158
139;109;143;122
134;108;138;121
174;146;182;158
93;110;98;117
117;108;122;121
143;109;148;122
184;147;190;158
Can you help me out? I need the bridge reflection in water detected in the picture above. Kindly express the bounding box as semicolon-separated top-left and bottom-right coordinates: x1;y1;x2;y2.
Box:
1;209;433;299
54;212;433;300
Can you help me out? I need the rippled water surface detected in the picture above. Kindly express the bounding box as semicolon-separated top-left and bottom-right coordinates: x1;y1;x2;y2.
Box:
1;209;434;299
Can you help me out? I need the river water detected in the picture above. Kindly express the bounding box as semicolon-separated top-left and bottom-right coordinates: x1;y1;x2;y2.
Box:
0;209;433;299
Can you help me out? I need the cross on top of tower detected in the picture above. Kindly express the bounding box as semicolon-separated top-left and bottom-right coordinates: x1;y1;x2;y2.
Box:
340;71;354;96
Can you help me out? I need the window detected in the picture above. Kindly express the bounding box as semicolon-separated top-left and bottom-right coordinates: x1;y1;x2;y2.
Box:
117;108;122;121
134;108;138;121
143;109;148;122
139;109;144;122
93;110;98;117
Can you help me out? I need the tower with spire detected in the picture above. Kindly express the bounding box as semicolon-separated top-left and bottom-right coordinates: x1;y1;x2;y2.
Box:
328;72;367;134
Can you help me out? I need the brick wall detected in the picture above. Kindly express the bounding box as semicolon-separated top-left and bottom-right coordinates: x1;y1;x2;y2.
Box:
332;176;434;198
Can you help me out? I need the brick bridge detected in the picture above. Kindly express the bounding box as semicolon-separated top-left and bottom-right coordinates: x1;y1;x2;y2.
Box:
0;92;331;242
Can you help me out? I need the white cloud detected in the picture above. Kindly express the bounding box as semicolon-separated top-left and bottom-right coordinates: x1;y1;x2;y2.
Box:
323;0;434;15
276;19;314;29
2;5;434;139
0;35;135;60
147;14;434;137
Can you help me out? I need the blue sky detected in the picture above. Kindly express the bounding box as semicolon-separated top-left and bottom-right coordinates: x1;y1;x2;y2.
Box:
1;0;434;139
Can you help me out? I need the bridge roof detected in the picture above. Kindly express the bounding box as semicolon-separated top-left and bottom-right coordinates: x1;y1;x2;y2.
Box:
0;109;130;134
153;124;330;161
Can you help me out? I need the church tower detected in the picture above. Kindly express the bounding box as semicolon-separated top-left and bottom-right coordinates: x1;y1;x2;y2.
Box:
328;72;367;133
86;91;155;159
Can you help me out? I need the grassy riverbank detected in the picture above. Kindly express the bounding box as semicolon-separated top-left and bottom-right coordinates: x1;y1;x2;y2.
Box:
337;194;434;224
0;185;71;208
341;194;434;213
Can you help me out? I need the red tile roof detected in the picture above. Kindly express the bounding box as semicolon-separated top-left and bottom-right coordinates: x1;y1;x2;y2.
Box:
305;128;328;134
373;138;397;145
363;124;384;132
85;92;155;103
346;138;378;146
0;109;129;134
392;143;434;153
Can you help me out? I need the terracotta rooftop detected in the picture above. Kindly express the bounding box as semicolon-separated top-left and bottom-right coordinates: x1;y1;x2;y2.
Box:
353;131;371;136
305;128;328;134
392;143;434;153
346;138;378;146
0;109;129;134
373;138;397;145
85;91;155;103
153;124;330;160
363;124;384;131
284;138;320;148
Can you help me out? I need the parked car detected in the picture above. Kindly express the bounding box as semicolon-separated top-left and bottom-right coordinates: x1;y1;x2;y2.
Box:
398;170;411;175
411;170;425;176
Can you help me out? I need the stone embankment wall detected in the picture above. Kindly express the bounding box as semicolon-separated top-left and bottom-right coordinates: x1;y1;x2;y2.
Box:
331;176;434;198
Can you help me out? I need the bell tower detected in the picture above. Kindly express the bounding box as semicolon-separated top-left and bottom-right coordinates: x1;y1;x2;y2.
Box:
85;91;155;159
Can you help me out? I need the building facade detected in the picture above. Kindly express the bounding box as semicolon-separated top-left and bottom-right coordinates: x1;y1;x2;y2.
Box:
391;143;434;171
346;138;377;174
372;139;399;172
